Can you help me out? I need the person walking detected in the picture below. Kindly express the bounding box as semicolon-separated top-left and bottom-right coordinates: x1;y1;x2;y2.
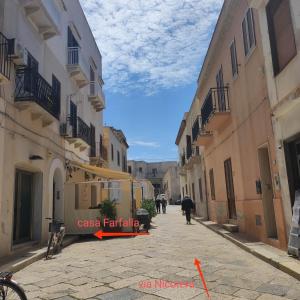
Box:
161;197;167;214
181;195;194;224
155;197;161;214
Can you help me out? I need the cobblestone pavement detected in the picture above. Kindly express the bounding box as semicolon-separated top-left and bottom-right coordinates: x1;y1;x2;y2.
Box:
15;206;300;300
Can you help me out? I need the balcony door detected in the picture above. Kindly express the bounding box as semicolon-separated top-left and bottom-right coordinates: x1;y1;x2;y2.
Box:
90;124;96;156
52;75;61;117
224;158;237;219
90;66;95;95
70;101;77;137
216;66;225;111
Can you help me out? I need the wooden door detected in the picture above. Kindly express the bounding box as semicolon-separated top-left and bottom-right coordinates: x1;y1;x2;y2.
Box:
224;158;237;219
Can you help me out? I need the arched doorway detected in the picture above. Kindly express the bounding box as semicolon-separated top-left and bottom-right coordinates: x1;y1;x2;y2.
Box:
49;159;65;221
53;168;64;220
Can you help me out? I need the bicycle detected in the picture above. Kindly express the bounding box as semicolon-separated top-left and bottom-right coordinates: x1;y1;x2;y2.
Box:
0;272;27;300
45;218;66;259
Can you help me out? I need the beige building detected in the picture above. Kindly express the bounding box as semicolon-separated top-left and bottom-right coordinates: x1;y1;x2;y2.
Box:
127;160;177;196
178;0;288;249
162;166;181;204
249;0;300;238
0;0;105;258
103;126;129;172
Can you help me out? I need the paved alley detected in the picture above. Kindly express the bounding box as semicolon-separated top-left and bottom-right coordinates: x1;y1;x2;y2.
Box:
15;206;300;300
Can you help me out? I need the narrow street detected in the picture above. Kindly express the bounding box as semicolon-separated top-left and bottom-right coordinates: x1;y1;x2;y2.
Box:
15;206;300;300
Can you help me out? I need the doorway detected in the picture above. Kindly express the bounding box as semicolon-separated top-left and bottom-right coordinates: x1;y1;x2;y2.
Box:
284;137;300;208
224;158;237;219
258;146;278;239
13;170;33;244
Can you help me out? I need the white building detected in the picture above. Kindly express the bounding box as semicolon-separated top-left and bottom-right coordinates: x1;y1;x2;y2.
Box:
127;160;177;196
175;111;208;219
250;0;300;235
162;166;181;204
0;0;105;258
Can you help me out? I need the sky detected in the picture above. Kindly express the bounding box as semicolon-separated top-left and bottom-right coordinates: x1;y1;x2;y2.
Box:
80;0;223;162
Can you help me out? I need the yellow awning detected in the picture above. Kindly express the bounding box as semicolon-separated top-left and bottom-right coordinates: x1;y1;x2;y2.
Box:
70;161;132;180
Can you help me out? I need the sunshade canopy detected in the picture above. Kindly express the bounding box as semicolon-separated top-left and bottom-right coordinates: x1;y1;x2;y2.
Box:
70;161;132;180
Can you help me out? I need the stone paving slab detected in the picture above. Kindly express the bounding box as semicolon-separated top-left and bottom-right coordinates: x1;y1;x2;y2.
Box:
10;206;300;300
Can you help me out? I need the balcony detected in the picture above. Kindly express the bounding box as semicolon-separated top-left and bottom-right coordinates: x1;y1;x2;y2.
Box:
194;130;213;146
201;87;230;131
66;47;89;88
88;81;105;112
90;143;108;166
185;146;201;170
0;32;11;82
20;0;60;40
63;116;91;150
15;67;60;126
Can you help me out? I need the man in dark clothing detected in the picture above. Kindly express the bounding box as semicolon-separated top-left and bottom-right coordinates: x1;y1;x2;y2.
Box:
155;198;161;213
161;197;167;214
181;196;194;224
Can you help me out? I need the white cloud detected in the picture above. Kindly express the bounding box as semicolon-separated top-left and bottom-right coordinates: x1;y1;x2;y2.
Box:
128;140;160;148
80;0;223;94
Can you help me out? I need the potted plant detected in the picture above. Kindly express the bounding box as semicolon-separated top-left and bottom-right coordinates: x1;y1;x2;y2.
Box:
99;199;120;232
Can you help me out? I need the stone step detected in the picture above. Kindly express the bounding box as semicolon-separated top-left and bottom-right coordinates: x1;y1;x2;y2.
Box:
222;223;239;233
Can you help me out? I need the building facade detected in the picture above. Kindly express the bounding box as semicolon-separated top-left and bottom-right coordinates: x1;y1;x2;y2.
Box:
0;0;105;258
127;160;177;196
103;126;129;172
162;166;181;204
249;0;300;239
179;0;288;249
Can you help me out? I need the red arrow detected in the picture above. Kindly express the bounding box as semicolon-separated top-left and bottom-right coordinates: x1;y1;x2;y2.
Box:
194;258;210;299
94;230;149;239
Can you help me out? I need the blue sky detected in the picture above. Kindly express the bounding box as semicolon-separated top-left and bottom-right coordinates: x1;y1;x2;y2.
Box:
80;0;223;162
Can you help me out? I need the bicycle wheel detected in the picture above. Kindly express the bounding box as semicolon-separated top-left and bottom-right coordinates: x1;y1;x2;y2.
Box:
46;233;54;259
0;280;27;300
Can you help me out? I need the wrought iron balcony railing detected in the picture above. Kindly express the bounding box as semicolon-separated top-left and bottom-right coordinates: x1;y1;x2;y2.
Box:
0;32;11;80
76;117;91;145
201;87;230;127
15;67;60;119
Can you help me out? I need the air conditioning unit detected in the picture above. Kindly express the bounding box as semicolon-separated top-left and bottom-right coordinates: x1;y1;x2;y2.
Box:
60;122;73;137
8;39;28;66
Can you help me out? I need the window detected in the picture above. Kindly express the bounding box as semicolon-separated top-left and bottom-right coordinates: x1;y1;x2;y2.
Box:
117;151;120;166
139;167;143;173
128;166;132;174
209;169;216;200
185;184;188;194
182;187;185;197
266;0;296;75
242;8;256;56
68;27;79;47
111;144;114;161
152;168;157;177
230;39;238;77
